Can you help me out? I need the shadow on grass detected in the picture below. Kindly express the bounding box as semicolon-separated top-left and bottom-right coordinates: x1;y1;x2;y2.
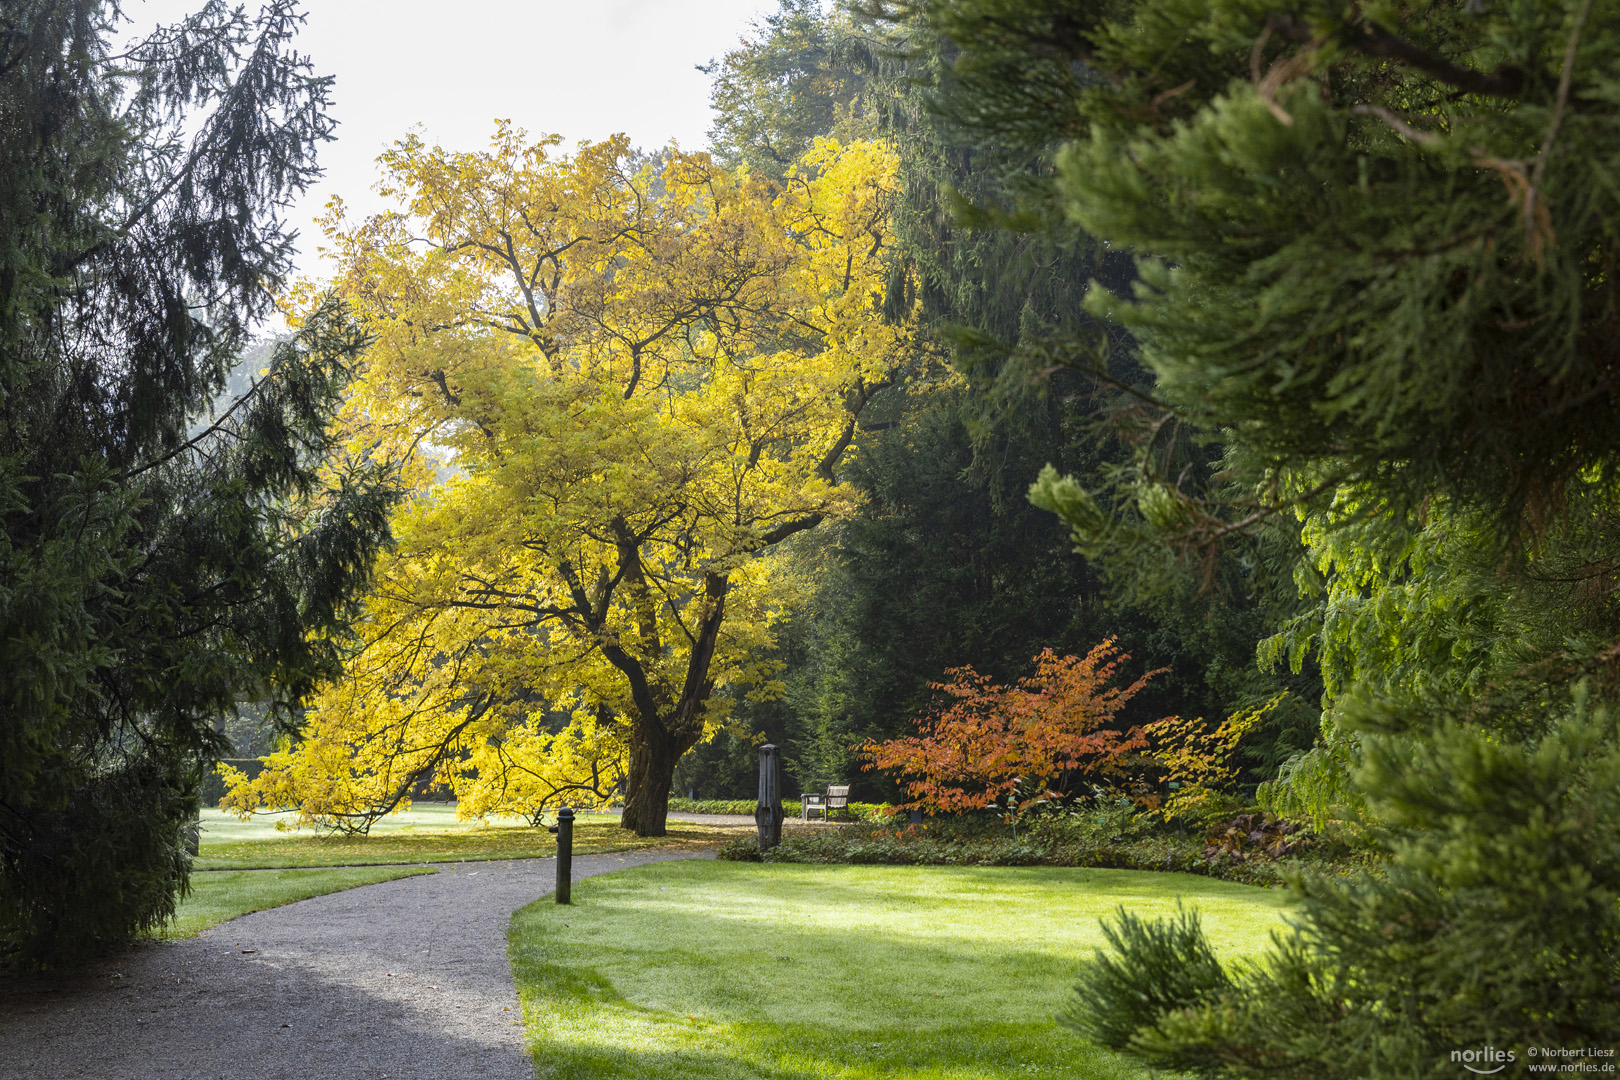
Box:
510;862;1292;1080
196;819;740;869
516;1018;1126;1080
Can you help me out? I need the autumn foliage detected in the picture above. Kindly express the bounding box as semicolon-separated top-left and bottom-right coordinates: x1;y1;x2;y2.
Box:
1142;693;1287;816
859;641;1162;819
222;130;917;837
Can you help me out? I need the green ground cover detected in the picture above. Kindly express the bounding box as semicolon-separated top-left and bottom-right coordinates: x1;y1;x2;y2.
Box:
509;861;1293;1080
153;866;436;938
196;806;744;869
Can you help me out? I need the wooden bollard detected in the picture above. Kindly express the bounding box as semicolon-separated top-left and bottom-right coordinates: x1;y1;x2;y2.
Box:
548;806;574;904
756;744;783;852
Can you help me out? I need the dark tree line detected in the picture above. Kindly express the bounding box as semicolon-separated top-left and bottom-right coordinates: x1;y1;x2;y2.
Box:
681;0;1317;802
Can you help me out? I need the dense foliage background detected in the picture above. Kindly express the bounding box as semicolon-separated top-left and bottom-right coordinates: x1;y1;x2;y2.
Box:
867;0;1620;1068
679;0;1319;803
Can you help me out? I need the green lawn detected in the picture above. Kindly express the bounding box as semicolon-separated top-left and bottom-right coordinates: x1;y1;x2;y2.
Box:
197;805;741;869
154;866;436;938
509;862;1293;1080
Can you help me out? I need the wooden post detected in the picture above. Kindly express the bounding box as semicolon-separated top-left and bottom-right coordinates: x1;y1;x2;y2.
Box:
756;744;783;851
549;806;574;904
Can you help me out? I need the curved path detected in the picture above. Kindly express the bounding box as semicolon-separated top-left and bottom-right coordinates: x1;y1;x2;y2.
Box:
0;849;711;1080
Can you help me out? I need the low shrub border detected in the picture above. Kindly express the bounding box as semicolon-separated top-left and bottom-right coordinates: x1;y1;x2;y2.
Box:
665;797;889;820
718;810;1368;888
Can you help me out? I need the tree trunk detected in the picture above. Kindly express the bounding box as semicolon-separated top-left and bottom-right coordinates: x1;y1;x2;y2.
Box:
621;729;671;836
610;571;730;837
620;719;700;836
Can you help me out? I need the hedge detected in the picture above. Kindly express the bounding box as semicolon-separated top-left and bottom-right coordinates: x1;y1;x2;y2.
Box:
664;797;890;819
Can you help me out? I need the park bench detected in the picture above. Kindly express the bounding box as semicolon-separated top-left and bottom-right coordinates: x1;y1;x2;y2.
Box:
801;784;851;822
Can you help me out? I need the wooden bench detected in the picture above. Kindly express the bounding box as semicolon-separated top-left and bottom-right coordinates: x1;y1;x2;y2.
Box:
802;785;851;822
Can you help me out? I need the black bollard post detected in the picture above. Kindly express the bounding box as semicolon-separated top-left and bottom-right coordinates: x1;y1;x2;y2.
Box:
548;806;574;904
755;744;783;852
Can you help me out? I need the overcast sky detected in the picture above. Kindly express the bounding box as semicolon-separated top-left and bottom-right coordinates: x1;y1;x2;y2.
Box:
128;0;778;283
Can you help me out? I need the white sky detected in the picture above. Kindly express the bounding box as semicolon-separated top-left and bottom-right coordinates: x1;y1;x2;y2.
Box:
127;0;778;283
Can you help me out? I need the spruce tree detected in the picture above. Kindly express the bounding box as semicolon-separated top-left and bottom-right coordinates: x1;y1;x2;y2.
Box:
0;0;394;968
702;0;873;181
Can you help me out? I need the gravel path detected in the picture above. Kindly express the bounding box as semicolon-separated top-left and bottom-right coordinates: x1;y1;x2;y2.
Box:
0;848;711;1080
662;810;759;826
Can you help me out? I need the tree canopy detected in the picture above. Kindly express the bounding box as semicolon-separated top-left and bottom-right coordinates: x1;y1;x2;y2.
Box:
703;0;874;181
224;129;915;836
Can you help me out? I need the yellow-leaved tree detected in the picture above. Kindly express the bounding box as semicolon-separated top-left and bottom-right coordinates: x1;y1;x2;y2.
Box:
222;127;914;835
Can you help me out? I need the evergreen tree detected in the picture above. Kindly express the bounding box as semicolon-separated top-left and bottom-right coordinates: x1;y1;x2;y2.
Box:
702;0;873;180
888;0;1620;1067
0;0;394;968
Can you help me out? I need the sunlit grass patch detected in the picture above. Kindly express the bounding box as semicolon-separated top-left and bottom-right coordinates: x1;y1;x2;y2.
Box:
195;807;745;869
154;866;436;938
509;861;1292;1080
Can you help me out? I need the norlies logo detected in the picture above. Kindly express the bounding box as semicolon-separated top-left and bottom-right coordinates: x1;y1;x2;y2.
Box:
1454;1047;1517;1075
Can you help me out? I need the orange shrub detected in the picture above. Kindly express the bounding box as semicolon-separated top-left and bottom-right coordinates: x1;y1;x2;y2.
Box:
859;640;1164;823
